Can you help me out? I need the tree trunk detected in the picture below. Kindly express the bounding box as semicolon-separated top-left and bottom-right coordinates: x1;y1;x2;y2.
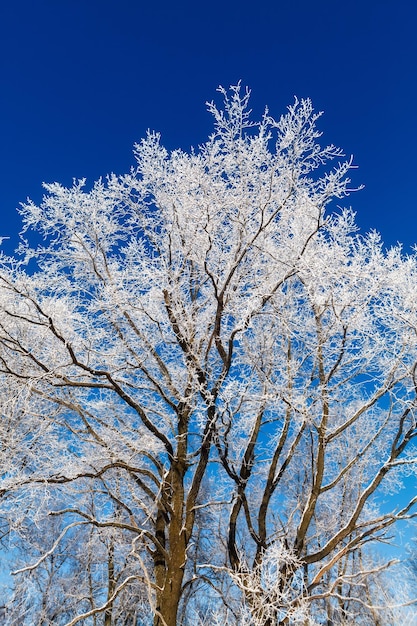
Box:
153;577;183;626
104;538;115;626
153;530;187;626
153;458;188;626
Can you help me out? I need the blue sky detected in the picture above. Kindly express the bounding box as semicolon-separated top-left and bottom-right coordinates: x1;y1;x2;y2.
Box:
0;0;416;253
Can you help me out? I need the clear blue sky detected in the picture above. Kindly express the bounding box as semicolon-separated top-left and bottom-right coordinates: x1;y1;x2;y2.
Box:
0;0;416;252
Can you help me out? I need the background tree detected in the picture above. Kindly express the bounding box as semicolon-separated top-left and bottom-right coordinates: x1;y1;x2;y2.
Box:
0;85;416;625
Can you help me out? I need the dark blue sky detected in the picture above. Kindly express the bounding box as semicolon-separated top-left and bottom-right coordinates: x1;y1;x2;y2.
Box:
0;0;416;251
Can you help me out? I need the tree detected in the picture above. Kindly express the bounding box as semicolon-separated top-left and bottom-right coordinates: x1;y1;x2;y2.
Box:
0;84;416;625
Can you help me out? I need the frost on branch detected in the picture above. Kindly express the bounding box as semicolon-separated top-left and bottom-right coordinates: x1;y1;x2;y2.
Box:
0;85;416;626
228;542;316;626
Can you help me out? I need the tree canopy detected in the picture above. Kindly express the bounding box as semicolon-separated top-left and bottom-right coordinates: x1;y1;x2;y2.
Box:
0;85;416;625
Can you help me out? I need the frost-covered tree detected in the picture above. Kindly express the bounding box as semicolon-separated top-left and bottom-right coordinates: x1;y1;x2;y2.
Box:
0;85;416;625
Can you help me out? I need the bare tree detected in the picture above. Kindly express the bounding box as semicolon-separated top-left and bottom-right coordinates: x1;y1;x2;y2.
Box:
0;84;416;625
